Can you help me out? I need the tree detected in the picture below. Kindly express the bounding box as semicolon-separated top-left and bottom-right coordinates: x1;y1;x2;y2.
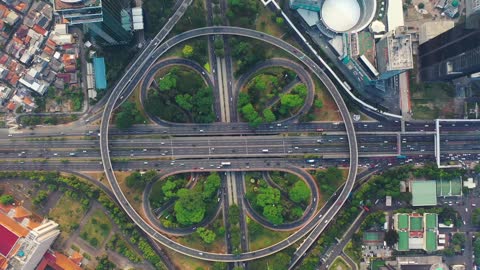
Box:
418;2;425;9
275;17;284;25
385;230;399;247
473;208;480;226
213;262;227;270
289;181;310;203
115;101;145;130
241;103;259;122
263;108;276;123
0;194;14;205
263;204;283;224
475;163;480;173
314;99;323;109
196;227;216;244
203;173;221;200
182;45;194;58
174;189;206;226
158;74;177;91
280;94;303;109
162;180;178;200
126;171;142;188
256;187;280;208
175;94;193;111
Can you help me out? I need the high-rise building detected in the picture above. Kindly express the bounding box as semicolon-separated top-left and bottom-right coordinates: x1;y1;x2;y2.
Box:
418;26;480;82
375;27;414;80
53;0;133;46
289;0;320;12
466;0;480;29
0;207;60;270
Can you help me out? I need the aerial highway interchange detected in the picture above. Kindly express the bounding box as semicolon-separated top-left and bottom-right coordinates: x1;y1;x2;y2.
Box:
1;0;480;269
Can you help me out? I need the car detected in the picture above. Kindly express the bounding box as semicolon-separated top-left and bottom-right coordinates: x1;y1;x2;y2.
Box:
316;128;324;132
7;134;12;137
199;129;204;133
144;161;148;165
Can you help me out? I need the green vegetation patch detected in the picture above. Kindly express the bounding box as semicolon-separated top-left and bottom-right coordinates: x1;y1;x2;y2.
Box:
145;66;215;123
107;233;142;263
80;209;112;248
248;217;292;250
239;68;306;126
329;257;350;270
49;192;86;235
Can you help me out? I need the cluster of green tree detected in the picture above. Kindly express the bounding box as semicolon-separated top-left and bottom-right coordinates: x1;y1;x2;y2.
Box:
21;114;79;127
313;167;344;197
299;94;324;122
95;255;116;270
246;176;284;224
172;0;206;34
126;170;157;190
0;194;13;205
475;163;480;173
413;163;464;180
63;87;84;111
101;44;137;86
0;171;166;269
473;208;480;226
354;166;412;206
269;171;309;219
143;0;175;38
443;233;466;256
115;101;146;130
474;233;480;265
238;72;306;126
227;0;260;28
196;227;216;244
230;38;267;76
106;233;142;262
181;38;209;65
228;204;242;254
145;67;215;123
173;173;221;226
20;115;41;126
149;174;188;209
32;190;49;206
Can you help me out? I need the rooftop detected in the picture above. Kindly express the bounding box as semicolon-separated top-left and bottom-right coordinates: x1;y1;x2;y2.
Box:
386;31;414;71
54;0;101;11
93;57;106;90
0;224;18;257
412;181;437;206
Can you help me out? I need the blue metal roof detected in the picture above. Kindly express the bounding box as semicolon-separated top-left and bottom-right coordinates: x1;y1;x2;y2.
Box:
93;57;107;90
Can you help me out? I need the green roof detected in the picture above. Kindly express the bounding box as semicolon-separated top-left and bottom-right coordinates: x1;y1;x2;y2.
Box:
425;213;437;229
437;178;462;196
412;181;437;206
398;231;409;251
398;214;409;230
410;216;423;231
426;231;437;251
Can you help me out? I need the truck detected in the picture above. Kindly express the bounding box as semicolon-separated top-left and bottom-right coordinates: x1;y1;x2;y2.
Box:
221;162;231;166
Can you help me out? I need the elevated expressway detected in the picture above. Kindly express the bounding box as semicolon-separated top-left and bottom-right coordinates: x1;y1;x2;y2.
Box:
99;26;358;262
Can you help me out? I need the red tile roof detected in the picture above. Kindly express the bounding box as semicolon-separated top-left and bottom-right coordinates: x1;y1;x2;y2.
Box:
0;224;19;257
33;25;47;36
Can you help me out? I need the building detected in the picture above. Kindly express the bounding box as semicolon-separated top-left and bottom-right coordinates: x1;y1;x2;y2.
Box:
466;0;480;29
54;0;133;46
419;21;455;45
375;27;414;80
0;207;60;270
389;256;449;270
393;213;438;252
93;57;106;90
289;0;320;11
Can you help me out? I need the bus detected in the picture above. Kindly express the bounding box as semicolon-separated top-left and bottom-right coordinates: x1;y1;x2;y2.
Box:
397;155;407;159
221;162;231;166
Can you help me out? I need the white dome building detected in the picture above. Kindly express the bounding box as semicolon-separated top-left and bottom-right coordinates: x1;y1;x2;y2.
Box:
318;0;377;34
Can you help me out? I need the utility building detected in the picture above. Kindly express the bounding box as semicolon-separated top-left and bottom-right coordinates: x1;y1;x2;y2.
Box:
289;0;320;12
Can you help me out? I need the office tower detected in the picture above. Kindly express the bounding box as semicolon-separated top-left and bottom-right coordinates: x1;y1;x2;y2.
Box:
375;27;414;80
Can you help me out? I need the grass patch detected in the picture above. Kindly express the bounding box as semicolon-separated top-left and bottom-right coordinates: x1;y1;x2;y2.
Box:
248;217;292;250
175;217;226;253
344;240;362;266
49;193;86;240
79;209;111;248
311;77;342;122
329;257;351;270
164;250;214;270
115;172;143;213
107;233;142;263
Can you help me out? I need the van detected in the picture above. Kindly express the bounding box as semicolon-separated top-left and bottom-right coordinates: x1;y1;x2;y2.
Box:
69;153;76;156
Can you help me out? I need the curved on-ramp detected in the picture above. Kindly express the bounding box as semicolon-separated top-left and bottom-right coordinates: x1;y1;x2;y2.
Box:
100;26;358;262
